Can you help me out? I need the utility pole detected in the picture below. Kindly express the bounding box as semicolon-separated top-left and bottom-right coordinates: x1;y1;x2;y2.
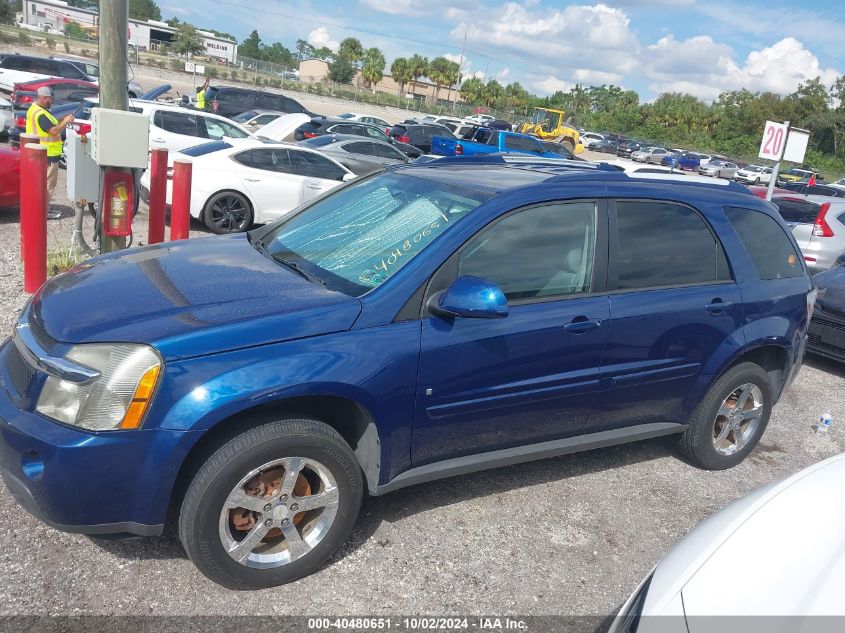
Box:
451;28;467;114
99;0;128;253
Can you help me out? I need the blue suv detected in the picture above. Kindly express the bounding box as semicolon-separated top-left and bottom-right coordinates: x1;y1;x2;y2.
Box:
0;156;813;589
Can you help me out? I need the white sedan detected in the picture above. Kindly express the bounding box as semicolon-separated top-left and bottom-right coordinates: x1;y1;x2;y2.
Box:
140;138;355;234
611;452;845;632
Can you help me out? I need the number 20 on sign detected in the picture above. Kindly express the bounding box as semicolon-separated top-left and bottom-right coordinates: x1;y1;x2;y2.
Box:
759;120;788;161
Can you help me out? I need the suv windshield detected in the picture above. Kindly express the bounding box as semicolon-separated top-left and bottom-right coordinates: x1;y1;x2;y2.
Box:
259;172;488;296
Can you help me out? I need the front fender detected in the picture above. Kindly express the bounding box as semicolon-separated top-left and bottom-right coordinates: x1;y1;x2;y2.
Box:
147;322;422;483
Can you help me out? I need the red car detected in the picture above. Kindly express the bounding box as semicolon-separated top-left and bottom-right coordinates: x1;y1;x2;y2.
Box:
0;147;20;208
747;185;792;199
11;77;98;109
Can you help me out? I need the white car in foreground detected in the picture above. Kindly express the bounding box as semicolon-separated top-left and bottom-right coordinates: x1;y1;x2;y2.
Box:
611;453;845;632
140;138;355;234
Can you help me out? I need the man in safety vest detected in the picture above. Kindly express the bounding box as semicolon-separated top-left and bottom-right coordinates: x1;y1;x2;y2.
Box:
25;86;74;219
195;77;210;111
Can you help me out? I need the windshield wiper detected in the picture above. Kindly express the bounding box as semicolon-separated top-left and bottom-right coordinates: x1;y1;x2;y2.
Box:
271;254;327;287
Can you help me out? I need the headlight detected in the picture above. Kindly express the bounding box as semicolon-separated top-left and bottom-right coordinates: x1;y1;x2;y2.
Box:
36;344;162;431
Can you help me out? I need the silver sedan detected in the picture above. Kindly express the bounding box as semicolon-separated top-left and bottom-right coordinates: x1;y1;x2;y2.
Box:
299;134;409;175
698;159;737;179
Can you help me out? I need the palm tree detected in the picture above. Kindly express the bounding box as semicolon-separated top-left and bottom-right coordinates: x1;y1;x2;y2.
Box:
361;47;386;93
428;56;452;103
460;76;485;105
338;37;364;65
390;57;412;98
408;54;429;100
483;79;504;109
443;60;460;104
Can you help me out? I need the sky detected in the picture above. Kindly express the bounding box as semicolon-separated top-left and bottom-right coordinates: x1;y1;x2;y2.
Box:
161;0;844;102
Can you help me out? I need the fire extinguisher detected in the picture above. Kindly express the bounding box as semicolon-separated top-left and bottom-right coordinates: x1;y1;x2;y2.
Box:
102;170;134;237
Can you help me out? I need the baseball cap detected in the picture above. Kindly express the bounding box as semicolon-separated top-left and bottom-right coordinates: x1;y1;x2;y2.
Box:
36;86;54;97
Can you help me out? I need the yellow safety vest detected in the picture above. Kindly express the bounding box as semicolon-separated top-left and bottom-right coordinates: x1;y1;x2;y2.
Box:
25;103;63;158
196;89;206;110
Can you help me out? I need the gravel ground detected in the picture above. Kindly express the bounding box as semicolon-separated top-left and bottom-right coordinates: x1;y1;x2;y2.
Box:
0;150;844;621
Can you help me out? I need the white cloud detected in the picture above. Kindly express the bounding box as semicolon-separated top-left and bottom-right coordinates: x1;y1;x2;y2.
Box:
454;2;640;94
360;0;476;17
643;35;840;101
532;76;572;94
307;26;339;53
443;53;470;73
495;68;510;81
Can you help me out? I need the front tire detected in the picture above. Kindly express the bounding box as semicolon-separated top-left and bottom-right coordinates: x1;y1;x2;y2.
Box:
203;191;254;234
680;362;772;470
178;417;363;589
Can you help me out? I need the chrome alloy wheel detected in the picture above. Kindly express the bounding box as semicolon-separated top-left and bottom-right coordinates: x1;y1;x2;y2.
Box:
218;457;339;569
712;383;764;456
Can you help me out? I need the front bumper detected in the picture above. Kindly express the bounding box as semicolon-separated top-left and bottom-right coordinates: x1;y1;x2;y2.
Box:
808;307;845;362
0;340;198;536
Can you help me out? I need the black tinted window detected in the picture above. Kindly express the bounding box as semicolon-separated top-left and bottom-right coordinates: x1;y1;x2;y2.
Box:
343;142;375;155
256;93;285;110
55;62;86;79
615;201;728;290
330;124;361;136
217;89;252;105
287;151;346;181
153;110;202;137
372;143;404;160
460;202;596;301
772;199;819;224
504;135;543;153
725;207;803;279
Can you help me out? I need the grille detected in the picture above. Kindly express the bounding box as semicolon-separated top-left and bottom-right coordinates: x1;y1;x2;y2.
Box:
6;344;35;397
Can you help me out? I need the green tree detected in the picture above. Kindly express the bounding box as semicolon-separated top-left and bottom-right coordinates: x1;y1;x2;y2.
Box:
328;55;355;84
165;16;180;27
171;24;204;58
460;76;485;104
390;57;412;97
427;56;452;103
64;20;88;40
789;77;830;123
264;42;294;68
295;38;315;60
482;79;503;108
361;47;385;91
408;54;428;98
239;29;263;60
0;0;19;24
129;0;160;21
337;37;364;65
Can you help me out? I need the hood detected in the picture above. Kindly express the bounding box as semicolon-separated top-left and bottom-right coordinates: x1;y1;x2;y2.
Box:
643;453;845;619
814;265;845;315
31;234;362;360
255;113;312;141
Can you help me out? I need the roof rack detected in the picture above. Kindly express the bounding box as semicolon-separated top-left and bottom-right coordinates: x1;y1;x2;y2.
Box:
421;154;621;171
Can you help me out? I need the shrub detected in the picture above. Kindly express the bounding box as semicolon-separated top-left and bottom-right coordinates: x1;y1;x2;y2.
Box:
45;37;56;50
230;70;239;81
157;61;166;69
169;59;182;71
220;71;228;80
18;32;31;45
81;48;90;57
205;66;218;78
63;41;70;53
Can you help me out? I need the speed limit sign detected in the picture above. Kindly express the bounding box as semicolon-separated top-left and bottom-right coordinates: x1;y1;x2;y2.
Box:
759;120;788;161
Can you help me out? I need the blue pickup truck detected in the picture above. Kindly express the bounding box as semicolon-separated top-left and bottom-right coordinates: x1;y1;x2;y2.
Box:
431;127;561;158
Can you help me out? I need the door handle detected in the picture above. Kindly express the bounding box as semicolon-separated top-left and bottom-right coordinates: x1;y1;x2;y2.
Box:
564;317;601;333
305;184;321;189
706;299;733;314
244;178;261;182
151;138;166;143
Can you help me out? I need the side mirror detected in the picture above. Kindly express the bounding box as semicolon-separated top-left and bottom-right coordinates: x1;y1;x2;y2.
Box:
342;173;356;182
433;275;508;319
835;252;845;268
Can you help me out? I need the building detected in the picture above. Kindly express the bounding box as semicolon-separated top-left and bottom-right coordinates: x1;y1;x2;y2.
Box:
17;0;237;64
298;58;463;104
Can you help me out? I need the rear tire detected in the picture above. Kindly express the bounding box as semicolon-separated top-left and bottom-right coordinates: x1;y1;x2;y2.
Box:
203;191;254;234
680;362;772;470
178;416;363;589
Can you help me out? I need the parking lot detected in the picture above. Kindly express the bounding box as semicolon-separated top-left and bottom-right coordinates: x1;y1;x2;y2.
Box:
1;165;844;618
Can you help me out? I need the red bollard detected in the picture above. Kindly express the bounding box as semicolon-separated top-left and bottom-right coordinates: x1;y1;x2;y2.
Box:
147;148;168;244
20;142;48;294
170;159;192;241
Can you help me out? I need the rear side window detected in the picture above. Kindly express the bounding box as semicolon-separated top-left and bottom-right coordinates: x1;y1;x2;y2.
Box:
724;207;803;280
153;110;201;137
772;198;819;224
614;201;729;290
504;135;543;153
343;142;375;155
287;150;347;181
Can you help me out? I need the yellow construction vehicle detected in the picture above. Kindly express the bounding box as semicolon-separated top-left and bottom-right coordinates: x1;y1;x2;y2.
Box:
519;107;583;153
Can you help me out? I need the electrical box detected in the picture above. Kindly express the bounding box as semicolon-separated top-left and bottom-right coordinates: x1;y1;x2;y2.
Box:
66;127;100;203
90;108;150;168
